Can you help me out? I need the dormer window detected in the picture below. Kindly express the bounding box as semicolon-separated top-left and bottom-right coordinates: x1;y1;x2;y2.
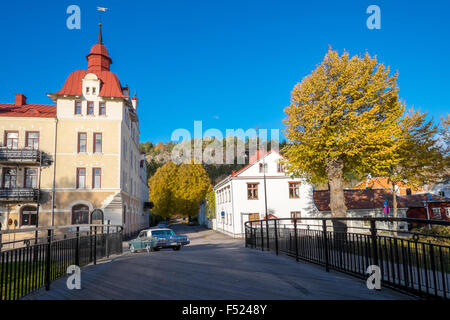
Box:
86;87;90;95
92;87;97;95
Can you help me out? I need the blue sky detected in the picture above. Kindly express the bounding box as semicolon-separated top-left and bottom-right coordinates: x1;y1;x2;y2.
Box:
0;0;448;143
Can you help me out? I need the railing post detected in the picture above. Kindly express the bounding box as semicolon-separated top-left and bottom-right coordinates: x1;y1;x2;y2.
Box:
45;229;52;291
106;220;110;258
294;219;299;262
322;219;329;272
94;226;97;265
266;218;270;251
370;219;379;268
244;223;248;248
260;220;264;251
89;226;93;263
0;223;2;252
274;220;279;256
75;226;80;266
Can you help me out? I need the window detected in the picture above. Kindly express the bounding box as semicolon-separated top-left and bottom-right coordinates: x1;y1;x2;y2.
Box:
2;168;17;188
26;132;39;149
92;168;101;189
247;183;259;200
78;133;87;153
291;211;301;223
72;204;89;224
76;168;86;189
21;206;37;226
5;131;19;149
92;87;97;95
259;163;268;173
93;133;102;153
432;208;442;219
446;208;450;219
99;102;106;116
277;162;284;173
25;168;38;188
87;102;94;115
86;87;90;95
74;101;82;115
289;182;300;199
249;213;260;222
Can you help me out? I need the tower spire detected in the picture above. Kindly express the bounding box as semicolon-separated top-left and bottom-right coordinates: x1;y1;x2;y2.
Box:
98;23;103;44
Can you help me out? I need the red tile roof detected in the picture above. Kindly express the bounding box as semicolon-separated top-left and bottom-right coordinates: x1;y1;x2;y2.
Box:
313;189;448;211
50;70;125;98
0;103;56;118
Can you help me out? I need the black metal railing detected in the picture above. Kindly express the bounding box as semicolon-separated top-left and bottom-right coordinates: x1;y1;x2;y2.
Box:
0;224;123;300
0;188;38;202
0;148;40;163
245;217;450;299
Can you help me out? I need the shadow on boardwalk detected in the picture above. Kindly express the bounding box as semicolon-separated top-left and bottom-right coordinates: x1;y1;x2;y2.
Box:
22;226;413;300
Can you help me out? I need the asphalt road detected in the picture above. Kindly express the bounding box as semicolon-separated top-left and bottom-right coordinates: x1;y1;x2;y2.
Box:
23;224;412;300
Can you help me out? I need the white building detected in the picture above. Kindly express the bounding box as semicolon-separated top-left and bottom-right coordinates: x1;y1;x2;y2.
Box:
213;150;317;238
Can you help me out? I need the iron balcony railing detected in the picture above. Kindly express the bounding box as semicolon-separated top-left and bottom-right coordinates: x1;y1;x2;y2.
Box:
0;148;52;165
245;217;450;300
0;224;123;300
0;188;38;202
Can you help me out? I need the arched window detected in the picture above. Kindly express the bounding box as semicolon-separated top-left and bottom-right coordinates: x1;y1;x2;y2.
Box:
21;206;37;226
72;204;90;224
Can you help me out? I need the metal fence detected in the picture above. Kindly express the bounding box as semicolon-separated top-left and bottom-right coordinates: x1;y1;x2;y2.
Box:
0;224;123;300
245;217;450;299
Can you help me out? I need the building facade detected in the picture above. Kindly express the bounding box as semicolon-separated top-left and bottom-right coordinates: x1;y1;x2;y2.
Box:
213;150;313;238
0;26;149;239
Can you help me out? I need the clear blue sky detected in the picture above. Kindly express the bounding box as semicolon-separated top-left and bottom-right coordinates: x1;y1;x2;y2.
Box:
0;0;448;143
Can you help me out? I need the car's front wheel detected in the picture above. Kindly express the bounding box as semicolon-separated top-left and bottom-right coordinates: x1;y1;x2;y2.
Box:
173;246;181;251
130;244;136;253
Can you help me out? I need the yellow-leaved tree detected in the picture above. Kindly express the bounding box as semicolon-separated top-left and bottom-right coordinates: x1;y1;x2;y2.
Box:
148;161;211;219
148;161;178;218
174;163;211;219
283;48;405;226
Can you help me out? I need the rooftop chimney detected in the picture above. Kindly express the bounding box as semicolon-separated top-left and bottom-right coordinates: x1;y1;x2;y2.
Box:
15;94;27;106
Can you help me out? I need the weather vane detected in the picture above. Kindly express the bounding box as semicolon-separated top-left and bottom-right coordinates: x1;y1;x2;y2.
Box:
97;6;108;23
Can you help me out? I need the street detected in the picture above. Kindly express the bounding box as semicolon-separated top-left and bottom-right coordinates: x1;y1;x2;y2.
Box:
23;224;412;300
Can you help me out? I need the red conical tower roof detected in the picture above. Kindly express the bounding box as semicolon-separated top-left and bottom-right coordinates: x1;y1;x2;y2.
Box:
86;23;113;72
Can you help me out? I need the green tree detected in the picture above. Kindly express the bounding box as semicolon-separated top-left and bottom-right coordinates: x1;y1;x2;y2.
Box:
283;48;405;222
205;189;216;219
385;110;445;226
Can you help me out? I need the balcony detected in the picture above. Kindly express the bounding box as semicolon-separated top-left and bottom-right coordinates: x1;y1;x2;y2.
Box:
0;188;38;202
0;148;52;165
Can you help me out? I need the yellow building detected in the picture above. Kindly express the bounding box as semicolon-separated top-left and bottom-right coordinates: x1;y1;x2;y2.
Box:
0;25;149;239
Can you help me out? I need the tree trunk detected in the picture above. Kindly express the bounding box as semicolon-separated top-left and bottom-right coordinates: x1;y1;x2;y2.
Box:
326;158;347;235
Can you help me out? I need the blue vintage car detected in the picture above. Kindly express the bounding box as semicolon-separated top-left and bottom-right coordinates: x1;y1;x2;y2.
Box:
128;230;157;253
151;228;190;251
128;228;190;253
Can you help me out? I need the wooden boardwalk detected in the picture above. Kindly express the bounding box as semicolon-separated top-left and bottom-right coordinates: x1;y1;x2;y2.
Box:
23;225;413;300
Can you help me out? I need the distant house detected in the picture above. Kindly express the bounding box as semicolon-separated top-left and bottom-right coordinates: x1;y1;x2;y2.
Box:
427;179;450;198
212;150;314;238
354;177;422;195
314;189;450;230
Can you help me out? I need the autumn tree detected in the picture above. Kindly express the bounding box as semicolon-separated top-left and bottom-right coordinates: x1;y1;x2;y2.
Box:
148;162;178;218
283;48;405;224
174;163;211;218
148;161;211;219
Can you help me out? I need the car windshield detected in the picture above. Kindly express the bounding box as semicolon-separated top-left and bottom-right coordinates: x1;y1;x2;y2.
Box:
152;230;174;236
